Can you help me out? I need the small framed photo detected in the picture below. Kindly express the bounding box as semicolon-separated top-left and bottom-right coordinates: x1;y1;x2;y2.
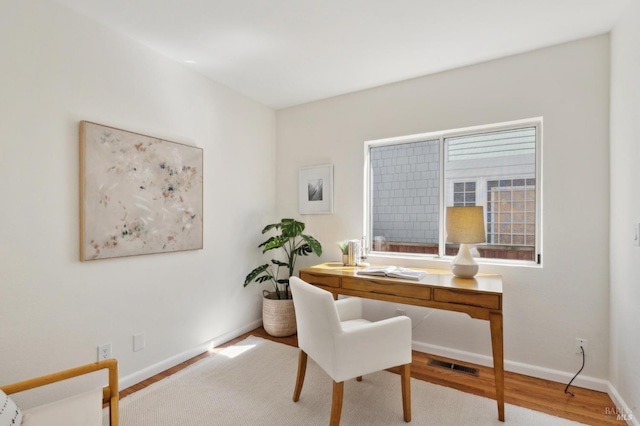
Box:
298;164;333;214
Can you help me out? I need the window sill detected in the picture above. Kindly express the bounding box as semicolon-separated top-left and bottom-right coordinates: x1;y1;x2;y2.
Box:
366;251;542;270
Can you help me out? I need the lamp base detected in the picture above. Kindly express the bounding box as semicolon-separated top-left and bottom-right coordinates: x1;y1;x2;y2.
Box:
451;243;479;278
451;263;479;279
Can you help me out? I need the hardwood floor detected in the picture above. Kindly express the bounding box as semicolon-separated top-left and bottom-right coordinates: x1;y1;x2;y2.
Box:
120;327;624;425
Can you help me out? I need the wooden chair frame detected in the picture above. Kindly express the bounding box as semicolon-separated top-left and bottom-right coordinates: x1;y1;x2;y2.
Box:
293;350;411;425
0;359;119;426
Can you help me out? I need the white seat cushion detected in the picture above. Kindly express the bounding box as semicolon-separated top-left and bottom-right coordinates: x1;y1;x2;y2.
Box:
21;388;102;426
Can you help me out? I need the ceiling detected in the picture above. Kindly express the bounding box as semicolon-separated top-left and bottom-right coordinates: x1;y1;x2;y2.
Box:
54;0;630;109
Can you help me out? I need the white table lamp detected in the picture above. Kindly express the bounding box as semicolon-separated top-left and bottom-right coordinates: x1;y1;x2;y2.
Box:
446;206;486;278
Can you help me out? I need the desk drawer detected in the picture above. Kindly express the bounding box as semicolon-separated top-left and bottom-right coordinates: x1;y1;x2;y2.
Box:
299;272;341;288
433;288;501;310
342;277;431;301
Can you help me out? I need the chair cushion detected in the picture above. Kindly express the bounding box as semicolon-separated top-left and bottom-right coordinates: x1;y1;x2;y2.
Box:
0;389;22;426
21;388;102;426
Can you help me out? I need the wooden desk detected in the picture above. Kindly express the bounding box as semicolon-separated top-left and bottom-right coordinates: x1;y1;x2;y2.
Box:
299;262;505;422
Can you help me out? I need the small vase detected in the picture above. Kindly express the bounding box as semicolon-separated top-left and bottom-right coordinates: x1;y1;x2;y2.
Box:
342;254;349;265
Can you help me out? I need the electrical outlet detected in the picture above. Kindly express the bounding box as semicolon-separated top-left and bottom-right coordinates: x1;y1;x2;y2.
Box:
395;309;407;317
98;343;112;361
575;338;588;355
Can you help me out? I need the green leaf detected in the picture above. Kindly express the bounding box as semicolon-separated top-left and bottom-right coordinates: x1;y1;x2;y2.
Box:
301;235;323;256
244;264;272;286
337;240;349;254
294;244;312;256
262;235;287;252
280;218;305;238
258;236;275;249
261;222;281;234
271;259;289;267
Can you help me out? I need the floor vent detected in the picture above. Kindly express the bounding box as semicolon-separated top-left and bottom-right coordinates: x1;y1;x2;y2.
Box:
427;359;479;376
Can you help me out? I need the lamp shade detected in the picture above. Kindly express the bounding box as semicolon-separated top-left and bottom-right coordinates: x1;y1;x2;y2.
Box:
446;206;486;244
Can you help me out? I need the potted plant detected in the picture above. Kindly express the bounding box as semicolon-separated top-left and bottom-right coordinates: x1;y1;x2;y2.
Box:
337;240;349;265
244;218;322;336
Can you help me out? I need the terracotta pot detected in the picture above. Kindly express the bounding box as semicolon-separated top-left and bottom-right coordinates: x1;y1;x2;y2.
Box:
262;291;297;337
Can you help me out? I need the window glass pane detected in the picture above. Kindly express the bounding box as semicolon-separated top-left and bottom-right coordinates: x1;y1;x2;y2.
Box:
444;127;537;261
452;180;476;207
370;140;440;255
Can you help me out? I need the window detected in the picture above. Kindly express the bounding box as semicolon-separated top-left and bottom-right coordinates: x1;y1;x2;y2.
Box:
453;182;476;206
365;119;541;264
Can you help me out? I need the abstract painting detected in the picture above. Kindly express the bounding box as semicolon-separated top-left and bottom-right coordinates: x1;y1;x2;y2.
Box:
298;164;333;214
80;121;203;261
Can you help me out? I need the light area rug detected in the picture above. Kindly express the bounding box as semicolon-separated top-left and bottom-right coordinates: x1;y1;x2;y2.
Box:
104;336;583;426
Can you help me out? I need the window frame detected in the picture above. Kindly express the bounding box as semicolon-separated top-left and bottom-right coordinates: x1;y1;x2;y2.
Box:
363;117;543;266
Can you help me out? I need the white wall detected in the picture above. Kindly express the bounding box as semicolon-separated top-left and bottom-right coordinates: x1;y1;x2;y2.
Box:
610;0;640;420
0;0;275;407
277;36;611;389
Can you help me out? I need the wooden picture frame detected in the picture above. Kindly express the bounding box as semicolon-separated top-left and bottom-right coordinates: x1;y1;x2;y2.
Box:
298;164;333;214
80;121;203;261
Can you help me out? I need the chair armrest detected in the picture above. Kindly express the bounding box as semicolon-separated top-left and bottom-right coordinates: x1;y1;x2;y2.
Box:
335;297;362;321
1;359;119;426
333;316;412;382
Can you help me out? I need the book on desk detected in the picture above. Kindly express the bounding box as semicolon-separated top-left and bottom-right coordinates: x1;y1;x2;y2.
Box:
356;266;427;281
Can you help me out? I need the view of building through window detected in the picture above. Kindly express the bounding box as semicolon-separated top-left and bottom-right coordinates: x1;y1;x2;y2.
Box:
367;123;539;262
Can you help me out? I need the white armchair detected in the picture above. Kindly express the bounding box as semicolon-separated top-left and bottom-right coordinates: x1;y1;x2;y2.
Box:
1;359;118;426
290;276;412;425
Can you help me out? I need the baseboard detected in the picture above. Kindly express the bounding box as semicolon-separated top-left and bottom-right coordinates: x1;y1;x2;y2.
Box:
411;340;610;393
607;382;638;425
119;319;263;390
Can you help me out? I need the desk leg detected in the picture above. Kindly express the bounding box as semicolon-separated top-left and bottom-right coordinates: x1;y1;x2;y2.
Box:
490;312;505;421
